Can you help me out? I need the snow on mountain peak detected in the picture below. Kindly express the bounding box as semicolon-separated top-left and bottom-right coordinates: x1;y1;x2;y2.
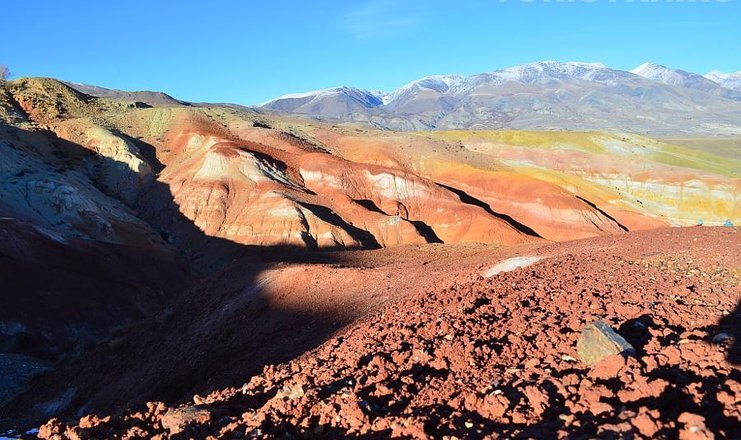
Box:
705;70;741;91
705;70;741;80
495;61;611;84
522;61;606;70
382;74;465;104
630;62;686;83
259;61;741;111
262;88;331;103
630;62;734;93
631;62;664;73
261;86;384;106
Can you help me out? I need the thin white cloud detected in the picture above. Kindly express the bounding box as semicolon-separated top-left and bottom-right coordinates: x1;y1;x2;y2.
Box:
338;1;422;41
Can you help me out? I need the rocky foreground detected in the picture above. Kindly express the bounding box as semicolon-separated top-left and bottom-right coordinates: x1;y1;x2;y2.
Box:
36;227;740;439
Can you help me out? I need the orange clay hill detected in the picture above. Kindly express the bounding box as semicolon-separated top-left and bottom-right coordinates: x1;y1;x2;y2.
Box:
0;77;738;438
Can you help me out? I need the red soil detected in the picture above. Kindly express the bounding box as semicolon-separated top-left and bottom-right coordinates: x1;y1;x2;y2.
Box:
36;227;740;439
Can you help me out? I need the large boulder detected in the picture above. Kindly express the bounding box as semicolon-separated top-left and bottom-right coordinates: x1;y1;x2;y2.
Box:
577;320;636;366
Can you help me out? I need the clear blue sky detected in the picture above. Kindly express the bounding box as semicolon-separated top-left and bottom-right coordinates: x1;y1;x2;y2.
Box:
2;0;739;105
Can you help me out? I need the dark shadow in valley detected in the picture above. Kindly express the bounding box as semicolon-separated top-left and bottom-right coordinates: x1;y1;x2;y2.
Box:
0;122;373;431
353;198;442;243
108;128;165;175
410;219;443;244
576;195;629;232
296;201;381;249
438;183;543;238
354;199;386;215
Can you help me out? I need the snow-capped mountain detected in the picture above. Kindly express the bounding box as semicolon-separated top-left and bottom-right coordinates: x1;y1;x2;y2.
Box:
260;86;384;117
494;61;623;84
381;75;465;106
632;63;711;88
259;61;741;135
630;63;740;100
705;70;741;91
378;62;632;111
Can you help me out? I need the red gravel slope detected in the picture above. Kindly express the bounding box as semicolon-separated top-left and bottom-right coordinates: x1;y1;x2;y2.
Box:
39;227;740;439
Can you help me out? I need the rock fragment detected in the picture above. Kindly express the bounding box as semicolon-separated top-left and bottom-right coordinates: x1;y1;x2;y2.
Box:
38;418;64;440
576;320;635;366
275;382;306;400
588;354;626;379
160;405;212;435
631;408;661;437
678;412;714;440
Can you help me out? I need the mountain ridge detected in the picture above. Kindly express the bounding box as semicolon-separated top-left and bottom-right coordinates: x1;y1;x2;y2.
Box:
630;62;741;100
705;70;741;91
259;61;741;135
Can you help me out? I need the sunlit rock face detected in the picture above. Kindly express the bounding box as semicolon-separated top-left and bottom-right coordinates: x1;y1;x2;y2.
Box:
1;76;738;254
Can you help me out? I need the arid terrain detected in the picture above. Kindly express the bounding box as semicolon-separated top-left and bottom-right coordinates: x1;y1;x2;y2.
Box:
0;76;739;438
26;228;741;439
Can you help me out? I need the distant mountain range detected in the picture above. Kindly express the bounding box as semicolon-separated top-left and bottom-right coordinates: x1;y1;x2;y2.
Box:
258;61;741;135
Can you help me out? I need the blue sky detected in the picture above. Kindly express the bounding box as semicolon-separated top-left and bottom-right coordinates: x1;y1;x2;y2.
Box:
2;0;739;105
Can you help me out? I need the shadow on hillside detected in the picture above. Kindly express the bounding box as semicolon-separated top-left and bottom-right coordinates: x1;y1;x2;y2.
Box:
439;183;543;238
0;123;367;429
719;300;740;365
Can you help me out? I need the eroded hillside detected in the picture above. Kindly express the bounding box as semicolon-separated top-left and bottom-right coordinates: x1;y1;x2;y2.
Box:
2;77;737;255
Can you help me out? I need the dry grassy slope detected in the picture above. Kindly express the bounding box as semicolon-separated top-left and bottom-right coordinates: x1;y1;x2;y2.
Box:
659;136;741;160
3;78;142;124
449;130;741;227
